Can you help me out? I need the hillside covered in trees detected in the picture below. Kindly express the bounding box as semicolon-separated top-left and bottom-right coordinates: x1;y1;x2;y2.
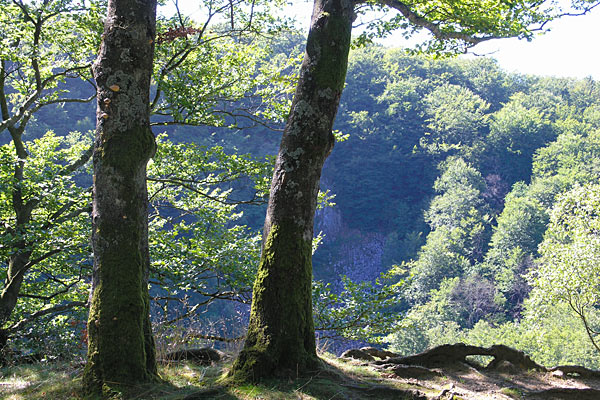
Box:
6;40;600;366
2;0;600;396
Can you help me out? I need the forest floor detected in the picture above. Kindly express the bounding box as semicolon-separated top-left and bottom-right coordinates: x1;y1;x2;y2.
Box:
1;348;600;399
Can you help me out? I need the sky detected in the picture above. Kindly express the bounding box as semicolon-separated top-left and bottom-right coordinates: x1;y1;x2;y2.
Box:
461;9;600;80
161;1;600;80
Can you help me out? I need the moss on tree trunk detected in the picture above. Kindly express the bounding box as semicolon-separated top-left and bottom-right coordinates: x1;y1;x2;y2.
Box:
83;0;158;395
230;0;354;382
232;224;318;380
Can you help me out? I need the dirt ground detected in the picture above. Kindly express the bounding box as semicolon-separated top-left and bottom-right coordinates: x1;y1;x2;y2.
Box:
346;344;600;399
384;362;600;399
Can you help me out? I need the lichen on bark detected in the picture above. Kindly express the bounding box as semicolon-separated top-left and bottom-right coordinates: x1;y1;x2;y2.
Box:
83;0;158;395
230;0;354;382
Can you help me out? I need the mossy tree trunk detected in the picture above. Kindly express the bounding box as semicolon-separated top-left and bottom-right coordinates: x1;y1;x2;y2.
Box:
230;0;354;381
83;0;158;395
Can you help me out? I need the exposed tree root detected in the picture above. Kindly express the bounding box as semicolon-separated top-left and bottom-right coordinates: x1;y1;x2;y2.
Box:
360;346;398;359
549;365;600;378
375;343;545;371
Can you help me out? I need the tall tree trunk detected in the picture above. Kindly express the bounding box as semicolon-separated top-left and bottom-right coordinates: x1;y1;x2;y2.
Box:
231;0;354;381
83;0;158;394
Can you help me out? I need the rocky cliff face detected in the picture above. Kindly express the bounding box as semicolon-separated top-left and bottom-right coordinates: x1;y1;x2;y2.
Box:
315;206;344;239
332;232;385;288
314;203;387;286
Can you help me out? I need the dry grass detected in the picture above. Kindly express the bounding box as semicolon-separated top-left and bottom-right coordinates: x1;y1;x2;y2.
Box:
0;353;420;400
5;350;600;399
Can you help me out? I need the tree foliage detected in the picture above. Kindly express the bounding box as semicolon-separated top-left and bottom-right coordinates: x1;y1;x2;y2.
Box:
531;184;600;353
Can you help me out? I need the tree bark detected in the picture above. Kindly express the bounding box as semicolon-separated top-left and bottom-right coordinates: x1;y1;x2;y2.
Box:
83;0;158;394
230;0;354;381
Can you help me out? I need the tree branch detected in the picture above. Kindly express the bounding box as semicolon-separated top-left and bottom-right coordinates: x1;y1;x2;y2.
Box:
21;248;63;271
60;144;94;176
0;64;91;134
376;0;499;45
34;94;96;110
372;0;600;50
568;298;600;354
146;177;264;205
8;301;87;333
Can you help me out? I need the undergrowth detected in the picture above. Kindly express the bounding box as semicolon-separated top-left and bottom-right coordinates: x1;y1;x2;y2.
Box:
0;353;419;400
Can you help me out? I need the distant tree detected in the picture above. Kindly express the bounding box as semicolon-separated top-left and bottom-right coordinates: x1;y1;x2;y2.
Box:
82;0;159;393
407;227;472;302
452;57;515;110
480;183;548;314
386;277;464;355
485;93;555;184
407;158;491;302
450;274;502;328
532;130;600;186
231;0;600;381
422;83;489;156
425;157;488;232
531;184;600;353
